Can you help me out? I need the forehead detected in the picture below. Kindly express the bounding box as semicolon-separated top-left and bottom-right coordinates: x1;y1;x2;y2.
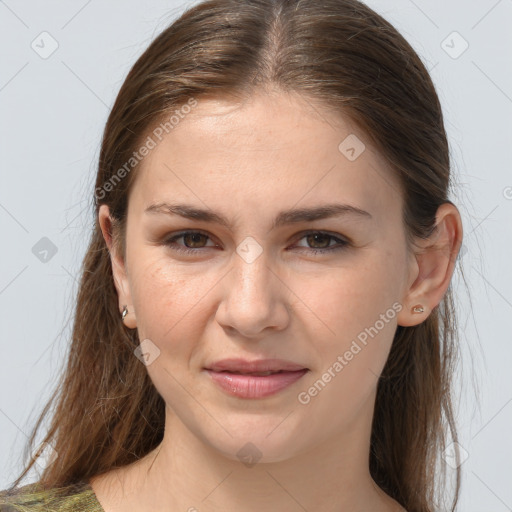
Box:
129;91;402;221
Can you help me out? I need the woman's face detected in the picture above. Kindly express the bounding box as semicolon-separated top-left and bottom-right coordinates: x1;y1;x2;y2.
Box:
101;90;418;462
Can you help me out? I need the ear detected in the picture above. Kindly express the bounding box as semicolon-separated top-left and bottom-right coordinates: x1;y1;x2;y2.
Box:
397;202;463;327
98;204;137;329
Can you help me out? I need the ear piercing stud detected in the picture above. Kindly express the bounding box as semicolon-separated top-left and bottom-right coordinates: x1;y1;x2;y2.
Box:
122;302;426;318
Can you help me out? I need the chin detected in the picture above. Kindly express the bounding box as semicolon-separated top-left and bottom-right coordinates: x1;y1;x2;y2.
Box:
201;425;308;466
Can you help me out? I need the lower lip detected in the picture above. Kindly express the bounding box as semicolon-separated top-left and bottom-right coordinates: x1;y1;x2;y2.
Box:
205;369;309;399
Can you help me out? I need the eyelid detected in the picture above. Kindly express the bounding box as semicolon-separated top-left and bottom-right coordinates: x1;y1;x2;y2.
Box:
292;229;350;244
164;230;218;248
163;229;351;255
290;230;350;253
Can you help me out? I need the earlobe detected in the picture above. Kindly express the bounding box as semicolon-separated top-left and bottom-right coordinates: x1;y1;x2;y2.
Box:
397;303;429;327
397;202;463;327
98;204;137;329
121;304;137;330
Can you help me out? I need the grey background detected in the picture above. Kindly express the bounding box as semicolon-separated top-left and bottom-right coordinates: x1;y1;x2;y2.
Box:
0;1;511;510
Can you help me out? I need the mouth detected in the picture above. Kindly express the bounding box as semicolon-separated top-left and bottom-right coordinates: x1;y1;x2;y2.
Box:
213;370;292;376
203;362;309;399
205;357;309;374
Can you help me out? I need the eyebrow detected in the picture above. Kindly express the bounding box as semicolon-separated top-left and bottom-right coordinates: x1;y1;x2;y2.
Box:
144;202;372;230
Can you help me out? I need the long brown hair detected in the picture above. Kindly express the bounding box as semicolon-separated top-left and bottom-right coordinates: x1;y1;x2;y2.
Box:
8;1;462;510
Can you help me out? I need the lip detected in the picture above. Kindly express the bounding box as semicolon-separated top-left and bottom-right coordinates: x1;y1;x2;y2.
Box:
203;358;309;399
205;358;308;373
204;368;309;399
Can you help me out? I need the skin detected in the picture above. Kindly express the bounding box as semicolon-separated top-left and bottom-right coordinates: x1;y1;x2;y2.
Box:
93;88;462;512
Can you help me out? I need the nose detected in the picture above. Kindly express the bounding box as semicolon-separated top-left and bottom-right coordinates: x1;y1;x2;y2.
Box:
215;247;290;338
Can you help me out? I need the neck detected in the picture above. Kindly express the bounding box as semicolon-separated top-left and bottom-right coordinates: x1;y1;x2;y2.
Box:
90;392;404;512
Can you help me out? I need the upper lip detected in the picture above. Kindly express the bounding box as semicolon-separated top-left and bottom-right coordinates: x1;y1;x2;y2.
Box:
205;358;308;373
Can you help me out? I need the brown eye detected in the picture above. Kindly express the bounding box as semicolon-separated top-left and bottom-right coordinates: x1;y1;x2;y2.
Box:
182;232;209;248
293;231;350;254
305;233;332;249
163;230;349;256
164;231;216;254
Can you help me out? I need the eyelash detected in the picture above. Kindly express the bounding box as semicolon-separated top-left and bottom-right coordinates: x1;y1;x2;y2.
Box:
163;230;350;256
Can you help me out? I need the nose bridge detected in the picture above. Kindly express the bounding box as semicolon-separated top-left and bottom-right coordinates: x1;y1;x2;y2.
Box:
231;236;273;301
216;236;289;336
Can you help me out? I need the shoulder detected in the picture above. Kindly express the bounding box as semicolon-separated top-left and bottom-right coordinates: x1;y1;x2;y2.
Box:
0;481;104;512
0;482;39;511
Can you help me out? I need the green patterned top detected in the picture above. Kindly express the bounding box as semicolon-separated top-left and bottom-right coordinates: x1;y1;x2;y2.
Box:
0;481;105;511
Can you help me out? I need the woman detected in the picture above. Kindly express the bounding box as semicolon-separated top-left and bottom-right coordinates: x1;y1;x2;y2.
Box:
0;0;464;510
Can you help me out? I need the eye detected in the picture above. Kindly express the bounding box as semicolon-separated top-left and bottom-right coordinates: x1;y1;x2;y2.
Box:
291;231;350;254
163;230;217;254
163;230;349;256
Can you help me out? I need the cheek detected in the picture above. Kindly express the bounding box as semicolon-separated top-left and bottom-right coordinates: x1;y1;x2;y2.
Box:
128;252;228;365
297;253;402;332
293;247;404;375
294;270;401;430
129;255;196;340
